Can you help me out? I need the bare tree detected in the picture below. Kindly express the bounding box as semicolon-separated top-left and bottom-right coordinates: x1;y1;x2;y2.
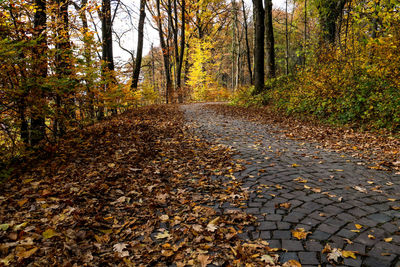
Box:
131;0;146;90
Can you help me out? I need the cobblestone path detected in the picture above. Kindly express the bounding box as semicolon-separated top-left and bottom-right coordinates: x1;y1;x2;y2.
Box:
183;103;400;267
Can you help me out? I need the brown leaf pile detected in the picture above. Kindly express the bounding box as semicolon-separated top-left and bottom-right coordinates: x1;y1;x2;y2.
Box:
0;105;280;266
207;104;400;172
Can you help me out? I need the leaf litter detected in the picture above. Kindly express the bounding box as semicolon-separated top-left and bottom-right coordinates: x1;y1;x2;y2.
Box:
0;105;281;266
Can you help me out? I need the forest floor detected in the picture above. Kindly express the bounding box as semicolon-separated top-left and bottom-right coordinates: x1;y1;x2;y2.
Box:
0;103;400;266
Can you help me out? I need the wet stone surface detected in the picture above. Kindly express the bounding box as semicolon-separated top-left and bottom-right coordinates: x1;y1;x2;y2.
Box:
183;103;400;267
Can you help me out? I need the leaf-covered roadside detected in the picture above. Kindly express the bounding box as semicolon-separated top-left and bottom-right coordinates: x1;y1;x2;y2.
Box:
0;105;282;266
207;104;400;172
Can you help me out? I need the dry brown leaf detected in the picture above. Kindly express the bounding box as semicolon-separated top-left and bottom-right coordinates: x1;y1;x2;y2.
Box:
198;254;212;267
291;228;311;240
16;247;38;260
282;259;302;267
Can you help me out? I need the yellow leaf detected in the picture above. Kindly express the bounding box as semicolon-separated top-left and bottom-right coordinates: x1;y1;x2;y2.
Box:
292;163;300;167
291;228;311;240
391;206;400;210
387;198;396;202
342;250;357;259
42;228;57;239
384;237;393;243
108;163;115;168
368;234;375;240
355;224;363;229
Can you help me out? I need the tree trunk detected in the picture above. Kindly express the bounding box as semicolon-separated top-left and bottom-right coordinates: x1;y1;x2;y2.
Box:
174;0;185;103
99;0;115;119
316;0;347;45
264;0;276;78
252;0;265;94
31;0;47;146
156;0;173;103
54;0;73;138
241;0;253;85
285;0;289;75
78;0;95;119
131;0;146;90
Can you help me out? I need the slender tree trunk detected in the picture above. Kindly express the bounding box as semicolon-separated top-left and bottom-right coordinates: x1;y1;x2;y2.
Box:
241;0;253;85
156;0;173;104
265;0;276;78
285;0;289;75
303;0;307;65
131;0;146;90
31;0;47;146
252;0;265;93
174;0;185;103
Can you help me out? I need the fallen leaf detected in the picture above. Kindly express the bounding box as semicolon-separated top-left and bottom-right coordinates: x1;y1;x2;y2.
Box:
322;243;332;254
18;199;28;207
326;248;342;262
161;250;174;257
342;250;357;259
387;198;396;202
355;224;363;229
42;228;57;239
344;238;353;244
16;247;38;260
391;206;400;210
291;163;300;167
192;224;203;232
260;254;275;264
160;214;169;221
282;259;302;267
155;230;170;239
311;187;321;193
0;254;14;265
291;228;311;240
0;224;10;231
197;254;211;267
108;163;115;168
384;237;393;243
206;223;217;232
279;202;291;209
113;243;129;257
293;177;307;183
353;186;367;193
368;234;375;239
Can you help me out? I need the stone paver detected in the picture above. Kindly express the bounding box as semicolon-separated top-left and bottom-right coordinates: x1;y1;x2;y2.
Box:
183;103;400;266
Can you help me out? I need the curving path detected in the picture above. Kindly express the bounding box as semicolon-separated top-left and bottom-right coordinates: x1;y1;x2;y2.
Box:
183;103;400;267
